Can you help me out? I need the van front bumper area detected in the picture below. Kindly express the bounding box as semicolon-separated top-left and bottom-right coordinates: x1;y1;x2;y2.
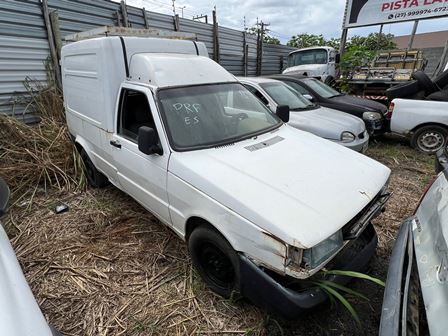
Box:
238;223;378;319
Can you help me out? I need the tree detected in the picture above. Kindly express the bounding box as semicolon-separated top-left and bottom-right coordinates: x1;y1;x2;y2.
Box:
247;26;280;45
287;33;326;48
286;32;396;51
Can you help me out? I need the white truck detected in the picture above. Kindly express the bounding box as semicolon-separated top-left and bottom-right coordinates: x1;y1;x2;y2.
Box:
282;46;339;85
62;30;391;318
389;98;448;153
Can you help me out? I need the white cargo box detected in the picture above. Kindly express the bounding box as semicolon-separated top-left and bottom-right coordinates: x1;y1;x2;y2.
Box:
61;36;209;132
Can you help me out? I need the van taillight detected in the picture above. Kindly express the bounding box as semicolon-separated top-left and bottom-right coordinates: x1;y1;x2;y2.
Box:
386;102;394;119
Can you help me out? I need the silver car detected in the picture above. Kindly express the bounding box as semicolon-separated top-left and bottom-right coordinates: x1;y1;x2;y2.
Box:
238;77;369;152
0;178;61;336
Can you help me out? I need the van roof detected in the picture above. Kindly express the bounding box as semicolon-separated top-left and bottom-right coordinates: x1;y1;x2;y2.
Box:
129;54;237;88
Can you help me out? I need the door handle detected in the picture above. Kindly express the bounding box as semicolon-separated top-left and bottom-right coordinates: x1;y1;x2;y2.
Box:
110;139;121;148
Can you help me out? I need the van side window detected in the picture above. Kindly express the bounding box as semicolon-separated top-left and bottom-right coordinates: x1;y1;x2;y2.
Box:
244;84;269;105
118;89;155;142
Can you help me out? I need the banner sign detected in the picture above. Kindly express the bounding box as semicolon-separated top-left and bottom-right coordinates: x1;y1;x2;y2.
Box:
344;0;448;28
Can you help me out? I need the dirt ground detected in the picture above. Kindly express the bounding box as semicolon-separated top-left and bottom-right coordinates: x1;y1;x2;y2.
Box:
3;134;435;336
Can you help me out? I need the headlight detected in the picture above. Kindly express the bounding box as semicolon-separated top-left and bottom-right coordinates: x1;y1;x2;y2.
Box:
302;230;343;269
341;131;355;143
362;111;382;121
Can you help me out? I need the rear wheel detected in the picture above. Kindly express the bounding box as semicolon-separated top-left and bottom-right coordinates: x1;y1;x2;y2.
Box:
80;149;109;188
188;225;240;297
411;125;448;153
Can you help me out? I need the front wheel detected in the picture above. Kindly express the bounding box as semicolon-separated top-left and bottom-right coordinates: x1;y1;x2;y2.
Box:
411;125;448;153
80;149;109;188
188;225;240;297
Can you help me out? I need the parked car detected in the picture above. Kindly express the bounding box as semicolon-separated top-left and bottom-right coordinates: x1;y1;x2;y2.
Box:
269;74;389;135
380;153;448;336
62;34;391;318
389;98;448;153
0;177;61;336
238;77;369;152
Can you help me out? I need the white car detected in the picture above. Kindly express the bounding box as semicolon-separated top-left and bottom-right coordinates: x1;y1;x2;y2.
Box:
62;33;391;318
0;178;61;336
238;77;369;152
390;98;448;153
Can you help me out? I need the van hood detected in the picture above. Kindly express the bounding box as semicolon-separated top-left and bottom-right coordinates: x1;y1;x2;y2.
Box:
169;125;390;248
283;64;326;77
289;106;365;140
0;225;53;336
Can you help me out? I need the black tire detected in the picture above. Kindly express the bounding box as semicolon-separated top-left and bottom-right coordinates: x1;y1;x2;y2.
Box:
324;76;336;88
427;89;448;102
188;225;240;297
411;125;448;154
434;69;448;89
386;80;420;100
411;71;438;95
80;149;109;188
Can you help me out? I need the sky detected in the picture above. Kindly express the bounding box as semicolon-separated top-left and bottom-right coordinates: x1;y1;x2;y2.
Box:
117;0;448;44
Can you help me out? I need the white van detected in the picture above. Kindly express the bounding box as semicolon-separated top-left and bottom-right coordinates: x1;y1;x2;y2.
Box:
62;33;391;318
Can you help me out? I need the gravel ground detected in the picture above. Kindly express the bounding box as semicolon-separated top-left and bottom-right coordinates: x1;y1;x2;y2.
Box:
2;134;435;336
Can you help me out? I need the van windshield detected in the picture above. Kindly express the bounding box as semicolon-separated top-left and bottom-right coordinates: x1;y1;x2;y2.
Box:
157;83;281;151
288;49;328;67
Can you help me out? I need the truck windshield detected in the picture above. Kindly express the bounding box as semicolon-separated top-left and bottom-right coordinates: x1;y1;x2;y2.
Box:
259;82;315;111
157;83;281;151
302;78;341;98
288;49;328;66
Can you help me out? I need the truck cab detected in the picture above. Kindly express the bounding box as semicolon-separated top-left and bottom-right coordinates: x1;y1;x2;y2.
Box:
283;46;339;85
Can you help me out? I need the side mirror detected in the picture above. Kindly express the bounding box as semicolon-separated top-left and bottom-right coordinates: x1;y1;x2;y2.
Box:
303;94;314;101
276;105;290;123
335;53;341;64
0;177;10;218
138;126;163;155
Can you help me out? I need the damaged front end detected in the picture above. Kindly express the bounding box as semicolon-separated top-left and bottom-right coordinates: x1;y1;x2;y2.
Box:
238;185;391;319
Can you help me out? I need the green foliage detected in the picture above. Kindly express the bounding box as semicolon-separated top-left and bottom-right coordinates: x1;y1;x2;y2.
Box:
286;32;396;52
339;45;376;72
313;269;386;327
287;33;326;48
247;26;280;45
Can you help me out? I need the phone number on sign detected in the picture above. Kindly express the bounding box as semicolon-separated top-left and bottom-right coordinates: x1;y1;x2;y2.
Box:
390;6;448;19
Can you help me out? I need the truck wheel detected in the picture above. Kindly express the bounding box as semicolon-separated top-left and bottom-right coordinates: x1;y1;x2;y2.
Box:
324;76;336;88
411;71;438;95
188;225;240;297
386;80;420;100
80;149;109;188
434;69;448;89
411;125;448;153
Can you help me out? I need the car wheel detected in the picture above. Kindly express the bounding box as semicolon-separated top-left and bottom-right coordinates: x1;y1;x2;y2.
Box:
411;125;448;153
386;80;420;100
80;149;109;188
411;71;438;95
434;69;448;89
188;225;240;297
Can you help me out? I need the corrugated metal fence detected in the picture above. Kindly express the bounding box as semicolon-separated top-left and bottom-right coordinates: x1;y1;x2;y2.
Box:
0;0;296;121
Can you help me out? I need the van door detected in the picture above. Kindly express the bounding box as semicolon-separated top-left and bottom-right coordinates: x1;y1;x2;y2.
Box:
110;84;171;225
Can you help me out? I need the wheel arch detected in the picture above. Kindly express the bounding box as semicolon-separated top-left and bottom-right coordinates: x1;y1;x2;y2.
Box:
411;122;448;133
185;216;229;245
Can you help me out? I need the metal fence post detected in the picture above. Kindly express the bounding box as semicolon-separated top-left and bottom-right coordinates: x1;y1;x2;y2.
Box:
41;0;62;89
142;8;149;29
49;11;62;61
173;14;180;31
120;0;129;27
212;9;220;63
243;31;248;76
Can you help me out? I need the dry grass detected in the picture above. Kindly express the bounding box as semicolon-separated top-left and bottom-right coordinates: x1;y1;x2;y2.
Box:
0;84;436;335
0;80;85;203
